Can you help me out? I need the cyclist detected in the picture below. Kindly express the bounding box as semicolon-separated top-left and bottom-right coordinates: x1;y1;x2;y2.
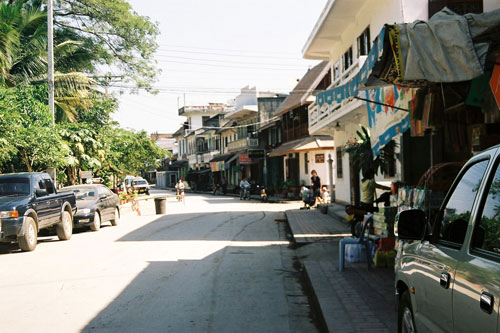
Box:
175;178;185;202
239;178;250;200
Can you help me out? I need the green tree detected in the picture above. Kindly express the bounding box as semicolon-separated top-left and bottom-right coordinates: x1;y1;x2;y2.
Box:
54;0;160;91
0;85;68;172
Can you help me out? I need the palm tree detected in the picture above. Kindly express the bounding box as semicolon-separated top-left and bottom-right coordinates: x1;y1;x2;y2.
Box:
0;0;95;122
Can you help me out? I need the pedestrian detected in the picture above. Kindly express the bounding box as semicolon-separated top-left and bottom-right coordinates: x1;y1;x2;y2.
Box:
321;185;331;203
310;170;321;203
175;178;186;204
221;177;227;195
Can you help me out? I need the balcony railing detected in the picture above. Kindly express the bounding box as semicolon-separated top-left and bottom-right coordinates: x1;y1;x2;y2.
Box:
226;137;259;152
308;56;367;134
178;105;226;116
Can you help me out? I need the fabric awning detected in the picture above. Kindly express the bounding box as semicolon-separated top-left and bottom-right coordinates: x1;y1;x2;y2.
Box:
209;153;234;163
315;8;500;109
269;136;333;157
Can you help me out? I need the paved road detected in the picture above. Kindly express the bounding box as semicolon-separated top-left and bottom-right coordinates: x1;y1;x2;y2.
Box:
0;190;318;332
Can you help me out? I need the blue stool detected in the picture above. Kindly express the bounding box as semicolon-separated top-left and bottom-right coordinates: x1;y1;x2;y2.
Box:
339;215;373;272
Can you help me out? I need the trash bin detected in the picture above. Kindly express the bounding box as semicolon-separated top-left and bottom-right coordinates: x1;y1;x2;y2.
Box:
154;197;166;214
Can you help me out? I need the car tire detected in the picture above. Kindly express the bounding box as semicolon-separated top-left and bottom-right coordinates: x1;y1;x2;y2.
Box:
110;208;119;226
90;211;101;231
18;216;37;252
56;211;73;241
398;290;416;333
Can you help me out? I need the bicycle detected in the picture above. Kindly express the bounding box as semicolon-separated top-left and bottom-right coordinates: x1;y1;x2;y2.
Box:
176;189;184;202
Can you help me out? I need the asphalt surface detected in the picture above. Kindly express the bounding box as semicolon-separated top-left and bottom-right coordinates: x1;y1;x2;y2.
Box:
0;189;318;332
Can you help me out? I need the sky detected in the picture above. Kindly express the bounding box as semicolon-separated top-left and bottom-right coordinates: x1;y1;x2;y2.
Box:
112;0;326;134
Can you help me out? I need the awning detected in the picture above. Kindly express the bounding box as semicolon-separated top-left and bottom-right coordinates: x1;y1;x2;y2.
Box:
269;136;334;157
315;8;500;109
169;160;188;168
209;153;234;163
225;150;246;164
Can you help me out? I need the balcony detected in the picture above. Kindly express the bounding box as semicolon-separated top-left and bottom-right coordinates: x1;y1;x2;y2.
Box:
308;56;366;135
178;104;226;116
226;137;259;153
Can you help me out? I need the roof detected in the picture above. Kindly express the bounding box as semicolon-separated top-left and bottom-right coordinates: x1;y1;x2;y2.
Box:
172;127;184;137
169;160;188;168
275;61;330;116
269;136;334;157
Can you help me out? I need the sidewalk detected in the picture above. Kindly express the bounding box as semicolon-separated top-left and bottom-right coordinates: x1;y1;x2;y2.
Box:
285;207;396;332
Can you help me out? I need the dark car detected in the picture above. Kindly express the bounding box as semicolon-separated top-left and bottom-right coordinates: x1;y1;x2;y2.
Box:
61;185;120;231
131;178;150;195
0;172;76;251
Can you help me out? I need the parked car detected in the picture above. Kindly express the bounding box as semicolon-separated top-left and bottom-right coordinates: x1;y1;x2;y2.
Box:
0;172;77;251
131;178;150;195
394;144;500;332
60;184;120;231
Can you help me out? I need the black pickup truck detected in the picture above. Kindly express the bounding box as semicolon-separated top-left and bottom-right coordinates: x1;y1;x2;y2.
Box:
0;172;77;251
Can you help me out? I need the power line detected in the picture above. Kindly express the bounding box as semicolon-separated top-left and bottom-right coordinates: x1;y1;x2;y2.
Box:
155;59;309;71
155;54;307;68
156;48;303;60
157;43;297;56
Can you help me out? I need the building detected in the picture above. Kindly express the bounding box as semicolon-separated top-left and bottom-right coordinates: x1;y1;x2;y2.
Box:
303;0;500;204
268;61;335;197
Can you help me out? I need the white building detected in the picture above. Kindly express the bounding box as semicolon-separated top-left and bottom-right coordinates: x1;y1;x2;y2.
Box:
302;0;429;203
176;103;226;170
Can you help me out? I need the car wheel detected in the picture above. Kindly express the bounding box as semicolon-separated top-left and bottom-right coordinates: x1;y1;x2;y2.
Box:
398;290;416;333
18;216;37;251
90;211;101;231
110;208;119;226
56;211;73;241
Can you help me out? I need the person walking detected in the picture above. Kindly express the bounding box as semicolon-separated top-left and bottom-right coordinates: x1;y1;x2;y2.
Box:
310;170;322;203
221;177;227;195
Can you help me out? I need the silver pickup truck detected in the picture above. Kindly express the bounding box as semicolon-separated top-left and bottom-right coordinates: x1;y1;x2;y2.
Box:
0;172;77;252
395;144;500;332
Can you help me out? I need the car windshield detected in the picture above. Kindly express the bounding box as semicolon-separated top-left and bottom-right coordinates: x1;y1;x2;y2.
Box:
62;187;96;200
132;180;147;185
0;178;30;196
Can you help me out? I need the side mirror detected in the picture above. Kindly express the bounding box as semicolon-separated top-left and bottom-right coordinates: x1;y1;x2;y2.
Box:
394;209;427;240
35;189;48;197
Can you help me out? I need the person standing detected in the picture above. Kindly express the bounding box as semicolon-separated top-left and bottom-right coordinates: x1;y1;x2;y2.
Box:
310;170;321;203
221;177;227;195
360;168;390;211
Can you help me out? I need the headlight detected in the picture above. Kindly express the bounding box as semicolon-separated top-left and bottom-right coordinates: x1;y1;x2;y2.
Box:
79;208;91;215
0;210;19;218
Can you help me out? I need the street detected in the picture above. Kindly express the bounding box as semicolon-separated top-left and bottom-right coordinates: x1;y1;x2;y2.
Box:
0;189;319;333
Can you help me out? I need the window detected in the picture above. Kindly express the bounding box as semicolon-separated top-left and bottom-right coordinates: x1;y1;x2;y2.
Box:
336;148;343;179
44;179;55;194
342;47;353;71
304;152;309;175
357;27;371;57
334;61;340;81
472;161;500;255
436;160;488;246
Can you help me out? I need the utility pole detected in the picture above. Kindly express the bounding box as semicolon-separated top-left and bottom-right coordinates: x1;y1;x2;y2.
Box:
47;0;55;125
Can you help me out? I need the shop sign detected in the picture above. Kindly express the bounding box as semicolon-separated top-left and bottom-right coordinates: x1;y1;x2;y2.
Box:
239;154;252;164
315;154;325;163
248;149;265;159
80;170;93;179
490;54;500;110
247;138;259;147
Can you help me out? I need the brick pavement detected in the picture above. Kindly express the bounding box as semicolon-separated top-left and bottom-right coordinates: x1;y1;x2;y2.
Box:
286;208;397;332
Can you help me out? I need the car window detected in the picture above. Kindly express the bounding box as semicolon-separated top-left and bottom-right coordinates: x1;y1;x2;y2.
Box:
436;160;488;246
0;178;30;196
44;179;55;194
472;160;500;255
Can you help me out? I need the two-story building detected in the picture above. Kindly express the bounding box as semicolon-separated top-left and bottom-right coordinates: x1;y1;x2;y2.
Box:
302;0;429;203
268;61;335;196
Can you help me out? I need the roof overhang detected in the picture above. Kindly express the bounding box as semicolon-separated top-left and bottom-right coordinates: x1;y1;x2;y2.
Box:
302;0;370;60
224;106;258;121
269;136;334;157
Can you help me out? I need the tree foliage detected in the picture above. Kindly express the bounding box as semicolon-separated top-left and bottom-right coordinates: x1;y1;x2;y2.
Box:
54;0;160;91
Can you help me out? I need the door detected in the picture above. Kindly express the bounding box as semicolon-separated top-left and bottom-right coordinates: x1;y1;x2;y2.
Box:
43;177;60;224
453;155;500;332
32;175;52;227
411;159;489;332
97;186;113;220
